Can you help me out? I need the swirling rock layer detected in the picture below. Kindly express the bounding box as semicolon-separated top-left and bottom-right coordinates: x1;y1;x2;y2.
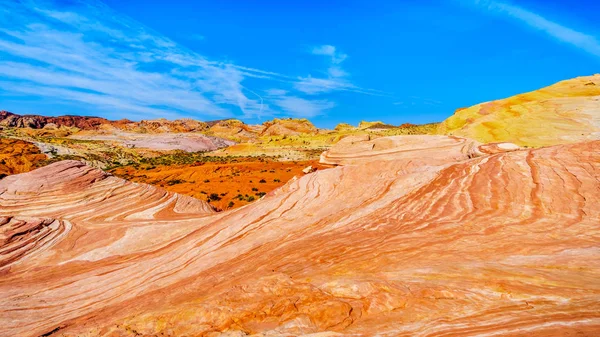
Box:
0;138;599;336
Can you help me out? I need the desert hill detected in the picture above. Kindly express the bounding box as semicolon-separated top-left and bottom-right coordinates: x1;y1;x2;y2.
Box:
439;74;600;147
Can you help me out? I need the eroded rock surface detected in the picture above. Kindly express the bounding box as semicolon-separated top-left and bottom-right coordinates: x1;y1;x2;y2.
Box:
0;138;47;176
439;74;600;147
320;134;497;166
0;138;599;336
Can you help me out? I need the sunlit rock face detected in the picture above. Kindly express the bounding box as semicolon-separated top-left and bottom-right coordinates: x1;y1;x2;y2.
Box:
319;135;485;166
319;134;522;166
1;138;599;336
439;74;600;147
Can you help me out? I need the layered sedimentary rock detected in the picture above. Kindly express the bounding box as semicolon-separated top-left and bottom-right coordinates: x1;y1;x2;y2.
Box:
319;134;520;166
439;74;600;147
0;160;215;220
1;137;599;336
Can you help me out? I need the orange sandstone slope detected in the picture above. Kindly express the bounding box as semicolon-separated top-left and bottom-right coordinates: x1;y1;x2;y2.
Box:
439;74;600;147
0;138;47;176
1;136;600;336
109;158;330;210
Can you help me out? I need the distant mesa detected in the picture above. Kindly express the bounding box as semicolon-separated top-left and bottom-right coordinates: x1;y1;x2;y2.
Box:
0;110;113;130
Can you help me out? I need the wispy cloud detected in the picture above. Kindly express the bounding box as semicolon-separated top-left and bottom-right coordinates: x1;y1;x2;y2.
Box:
312;44;348;75
473;0;600;58
294;44;390;98
270;96;336;118
0;0;385;121
299;44;350;94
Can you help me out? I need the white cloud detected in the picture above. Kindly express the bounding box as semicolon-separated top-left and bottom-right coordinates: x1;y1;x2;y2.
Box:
308;44;350;90
474;0;600;58
327;66;348;78
312;45;336;56
297;44;386;96
294;76;352;94
294;76;388;97
311;44;348;65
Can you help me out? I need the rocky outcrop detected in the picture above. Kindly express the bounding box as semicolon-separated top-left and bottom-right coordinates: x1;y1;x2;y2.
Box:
320;134;495;166
70;132;235;152
0;110;115;130
116;118;209;133
260;118;319;136
0;136;598;336
439;74;600;147
301;165;316;174
0;138;47;176
206;118;263;142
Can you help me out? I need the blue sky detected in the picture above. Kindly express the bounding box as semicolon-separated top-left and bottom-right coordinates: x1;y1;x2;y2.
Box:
0;0;599;128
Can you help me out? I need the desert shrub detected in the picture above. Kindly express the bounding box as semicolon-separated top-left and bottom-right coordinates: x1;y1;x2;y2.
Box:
273;179;281;182
259;179;266;183
209;193;221;201
252;187;258;191
247;196;255;202
228;201;235;208
167;179;184;185
256;192;266;197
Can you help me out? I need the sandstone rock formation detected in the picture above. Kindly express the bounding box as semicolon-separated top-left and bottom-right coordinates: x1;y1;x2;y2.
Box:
302;165;315;174
260;118;319;136
1;135;598;336
320;134;490;166
70;132;235;152
0;110;116;130
439;74;600;147
205;118;263;142
0;138;47;177
117;118;209;133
